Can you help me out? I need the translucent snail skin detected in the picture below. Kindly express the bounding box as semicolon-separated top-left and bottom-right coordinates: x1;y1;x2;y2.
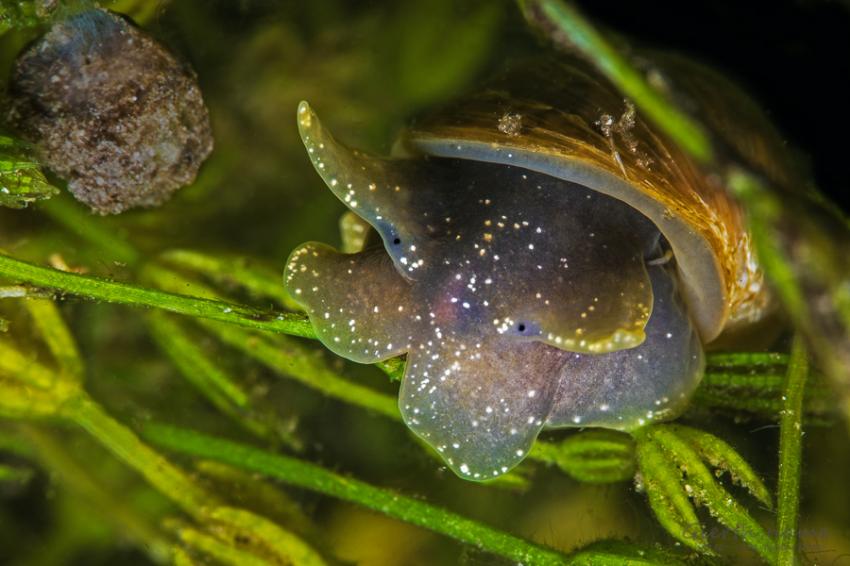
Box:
285;56;791;481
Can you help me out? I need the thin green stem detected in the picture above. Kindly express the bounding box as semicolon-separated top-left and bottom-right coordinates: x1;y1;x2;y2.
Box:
144;423;569;566
207;507;327;566
142;265;399;417
20;426;172;563
147;312;302;449
0;339;58;389
61;395;214;518
24;298;85;381
706;352;789;368
519;0;713;161
159;249;300;310
204;321;401;420
0;253;314;338
149;313;250;408
170;522;271;566
777;336;809;566
40;197;141;266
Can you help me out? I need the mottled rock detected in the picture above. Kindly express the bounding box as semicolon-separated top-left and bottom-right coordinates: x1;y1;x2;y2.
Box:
6;9;213;214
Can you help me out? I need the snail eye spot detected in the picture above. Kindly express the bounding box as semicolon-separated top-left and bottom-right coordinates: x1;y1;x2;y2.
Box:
393;237;401;245
517;323;526;332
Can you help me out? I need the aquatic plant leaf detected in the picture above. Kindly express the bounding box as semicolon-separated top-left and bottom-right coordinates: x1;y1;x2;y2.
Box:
636;437;711;553
569;539;705;566
0;136;59;209
531;430;636;484
646;426;777;563
0;2;40;35
205;507;327;566
670;424;772;509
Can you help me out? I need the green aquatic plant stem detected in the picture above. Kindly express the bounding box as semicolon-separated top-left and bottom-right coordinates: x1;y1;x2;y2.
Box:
0;253;315;338
203;321;401;420
142;264;402;420
24;298;85;381
146;312;302;448
20;426;172;563
169;520;271;566
159;249;301;310
40;198;141;266
144;423;569;566
149;312;251;408
644;426;777;563
61;395;215;518
518;0;713;161
205;507;327;566
776;337;809;566
0;339;58;389
706;352;790;368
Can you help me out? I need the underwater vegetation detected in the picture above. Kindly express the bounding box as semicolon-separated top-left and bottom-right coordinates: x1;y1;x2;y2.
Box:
1;1;850;565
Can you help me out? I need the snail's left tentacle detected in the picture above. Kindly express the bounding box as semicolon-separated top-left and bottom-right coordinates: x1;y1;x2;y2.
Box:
297;102;432;275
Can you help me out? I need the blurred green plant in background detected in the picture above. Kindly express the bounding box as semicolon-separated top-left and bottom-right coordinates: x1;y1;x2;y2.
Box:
1;1;849;565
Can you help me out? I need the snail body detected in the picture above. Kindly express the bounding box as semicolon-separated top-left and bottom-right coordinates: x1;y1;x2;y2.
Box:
285;57;781;480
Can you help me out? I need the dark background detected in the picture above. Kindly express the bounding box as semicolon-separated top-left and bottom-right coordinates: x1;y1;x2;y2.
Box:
576;0;850;210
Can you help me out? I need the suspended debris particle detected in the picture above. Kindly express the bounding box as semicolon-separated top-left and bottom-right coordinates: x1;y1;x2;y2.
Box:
497;112;523;137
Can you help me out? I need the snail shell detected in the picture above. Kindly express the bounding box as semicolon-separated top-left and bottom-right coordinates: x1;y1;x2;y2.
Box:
403;56;791;342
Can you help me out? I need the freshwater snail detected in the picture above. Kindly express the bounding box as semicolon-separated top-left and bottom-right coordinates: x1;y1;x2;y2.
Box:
285;56;792;480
